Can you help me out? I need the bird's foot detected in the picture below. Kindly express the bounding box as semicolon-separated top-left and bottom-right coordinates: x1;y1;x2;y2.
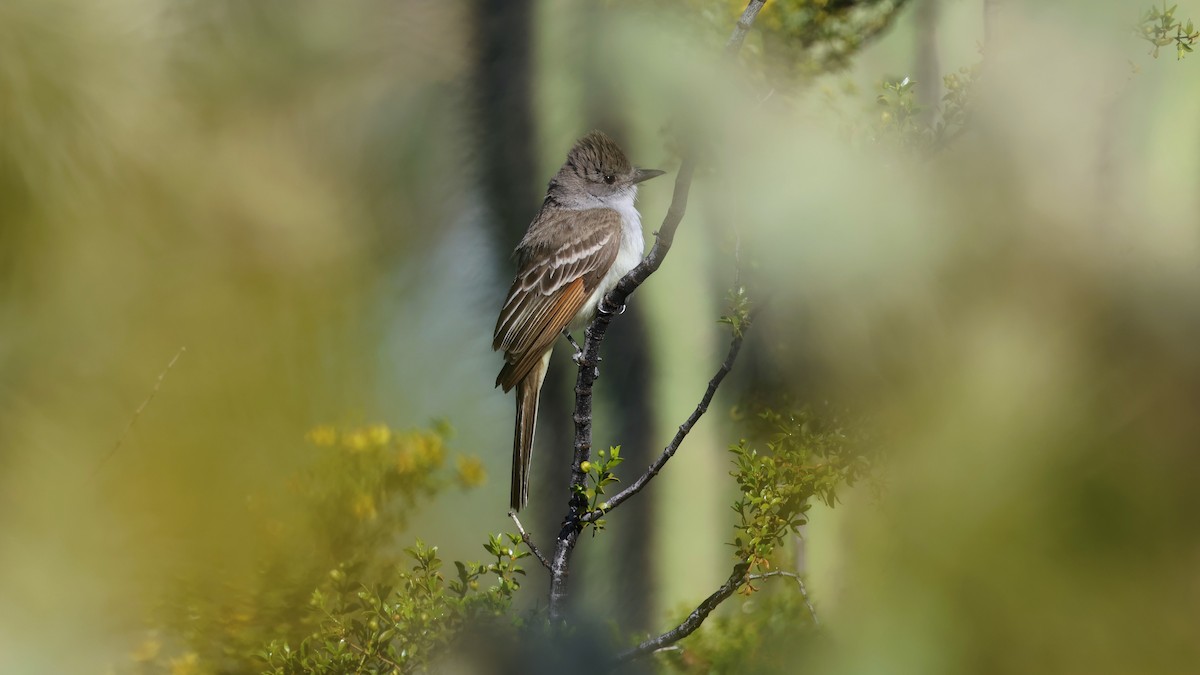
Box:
597;301;627;317
573;351;601;368
561;329;583;361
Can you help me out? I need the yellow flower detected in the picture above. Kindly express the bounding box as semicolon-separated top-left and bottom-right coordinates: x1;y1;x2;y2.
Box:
455;455;487;488
411;432;445;467
305;425;337;447
396;450;416;475
367;424;392;446
342;430;370;452
351;493;377;520
169;652;201;675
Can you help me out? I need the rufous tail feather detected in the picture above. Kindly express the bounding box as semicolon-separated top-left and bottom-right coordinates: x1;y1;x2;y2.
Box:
511;359;546;511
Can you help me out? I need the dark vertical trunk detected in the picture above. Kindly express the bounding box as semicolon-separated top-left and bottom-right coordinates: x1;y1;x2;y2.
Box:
470;0;574;550
984;0;1003;59
601;301;657;632
472;0;538;249
577;5;658;634
914;0;941;128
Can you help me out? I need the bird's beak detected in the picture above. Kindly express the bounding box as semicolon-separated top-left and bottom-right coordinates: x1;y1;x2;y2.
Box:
632;168;666;184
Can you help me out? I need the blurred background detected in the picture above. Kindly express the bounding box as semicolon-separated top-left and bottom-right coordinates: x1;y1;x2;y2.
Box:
1;0;1198;673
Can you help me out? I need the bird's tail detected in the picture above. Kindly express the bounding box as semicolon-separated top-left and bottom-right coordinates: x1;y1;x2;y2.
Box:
511;354;549;512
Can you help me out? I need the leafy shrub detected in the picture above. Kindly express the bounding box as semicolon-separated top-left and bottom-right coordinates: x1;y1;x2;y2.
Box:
122;422;507;675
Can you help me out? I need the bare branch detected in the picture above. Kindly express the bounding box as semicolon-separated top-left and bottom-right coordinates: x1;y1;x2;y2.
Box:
581;315;752;523
597;159;697;318
615;560;751;664
508;510;550;571
95;346;186;473
748;571;820;626
725;0;767;55
653;646;683;655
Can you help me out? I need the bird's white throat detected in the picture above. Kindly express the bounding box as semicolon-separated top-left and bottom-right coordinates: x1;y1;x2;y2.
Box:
573;189;646;328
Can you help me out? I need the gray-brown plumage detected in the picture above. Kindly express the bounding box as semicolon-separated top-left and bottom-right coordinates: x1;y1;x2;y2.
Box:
494;131;664;511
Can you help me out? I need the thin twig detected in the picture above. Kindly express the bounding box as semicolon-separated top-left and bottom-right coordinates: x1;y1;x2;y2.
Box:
508;510;551;571
614;560;751;664
581;314;752;523
748;571;820;626
344;635;403;672
95;346;186;473
315;604;405;672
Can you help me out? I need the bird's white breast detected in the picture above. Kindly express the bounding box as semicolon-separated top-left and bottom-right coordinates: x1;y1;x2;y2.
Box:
574;190;645;328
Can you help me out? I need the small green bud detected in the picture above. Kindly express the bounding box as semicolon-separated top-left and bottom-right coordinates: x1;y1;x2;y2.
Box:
580;461;592;473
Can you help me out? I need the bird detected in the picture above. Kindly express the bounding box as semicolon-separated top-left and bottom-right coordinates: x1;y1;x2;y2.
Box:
493;131;665;512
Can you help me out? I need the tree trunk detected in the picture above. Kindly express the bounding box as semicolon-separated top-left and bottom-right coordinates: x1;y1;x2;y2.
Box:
914;0;941;128
577;5;659;633
470;0;577;554
472;0;538;249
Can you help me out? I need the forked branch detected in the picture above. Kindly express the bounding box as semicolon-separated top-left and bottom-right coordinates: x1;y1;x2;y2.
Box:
581;315;751;523
613;560;752;664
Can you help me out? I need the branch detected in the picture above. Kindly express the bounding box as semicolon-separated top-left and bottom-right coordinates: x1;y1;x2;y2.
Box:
508;510;550;571
748;571;820;626
597;158;697;317
581;315;752;523
95;346;186;474
725;0;767;55
614;560;751;664
344;636;403;673
547;0;767;622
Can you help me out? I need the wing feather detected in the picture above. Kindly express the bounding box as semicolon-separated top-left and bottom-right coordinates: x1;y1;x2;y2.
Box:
496;278;587;390
493;208;623;391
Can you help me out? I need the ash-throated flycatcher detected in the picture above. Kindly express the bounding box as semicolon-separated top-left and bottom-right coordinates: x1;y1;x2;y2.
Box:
494;131;664;512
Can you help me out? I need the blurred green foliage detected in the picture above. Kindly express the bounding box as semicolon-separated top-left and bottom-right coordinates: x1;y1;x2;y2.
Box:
122;423;504;674
867;63;979;152
716;286;753;339
117;421;534;675
703;0;914;79
1138;3;1198;59
731;407;871;572
261;537;525;674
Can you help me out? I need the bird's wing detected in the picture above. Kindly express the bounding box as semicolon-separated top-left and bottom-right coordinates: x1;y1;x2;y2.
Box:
493;208;623;391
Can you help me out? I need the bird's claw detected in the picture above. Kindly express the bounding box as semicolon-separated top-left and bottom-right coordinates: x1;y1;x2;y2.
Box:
573;352;601;366
597;302;627;317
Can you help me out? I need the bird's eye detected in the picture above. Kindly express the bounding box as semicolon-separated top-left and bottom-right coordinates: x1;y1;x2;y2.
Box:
603;174;616;185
